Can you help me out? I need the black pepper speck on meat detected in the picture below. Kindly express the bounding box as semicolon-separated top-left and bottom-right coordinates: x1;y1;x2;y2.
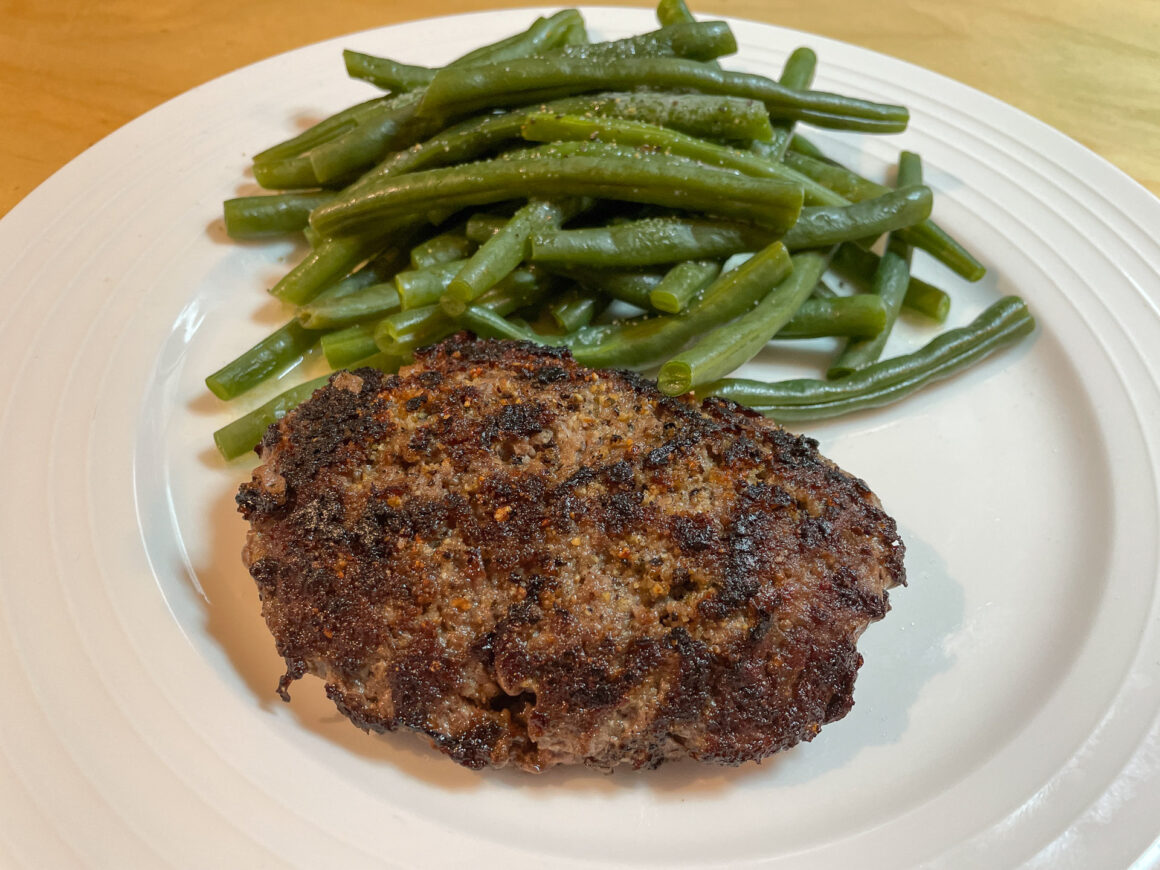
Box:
237;335;905;772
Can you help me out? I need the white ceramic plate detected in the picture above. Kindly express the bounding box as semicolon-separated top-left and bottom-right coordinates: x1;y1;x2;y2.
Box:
2;7;1159;868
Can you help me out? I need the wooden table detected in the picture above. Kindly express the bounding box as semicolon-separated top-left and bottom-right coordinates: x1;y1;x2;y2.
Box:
2;0;1158;217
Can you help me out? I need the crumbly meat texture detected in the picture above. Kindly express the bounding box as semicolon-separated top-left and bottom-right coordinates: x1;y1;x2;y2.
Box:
237;335;905;772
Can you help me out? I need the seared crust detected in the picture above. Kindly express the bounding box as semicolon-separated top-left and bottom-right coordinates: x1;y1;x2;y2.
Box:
238;335;905;771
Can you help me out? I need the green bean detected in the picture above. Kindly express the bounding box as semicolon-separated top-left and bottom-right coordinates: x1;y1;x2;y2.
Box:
567;240;792;368
343;50;436;92
451;9;586;67
829;151;921;377
349;92;775;196
465;213;509;243
381;265;554;354
786;142;985;280
830;243;951;322
549;288;605;332
781;185;932;249
650;260;721;313
298;283;402;329
321;322;383;368
519;113;840;206
396;258;468;309
531;217;773;267
312;153;804;238
417;56;909;132
308;11;590;184
657;0;696;26
270;231;387;306
557;21;737;63
223;192;336;239
307;91;434;185
765;48;816;160
699;296;1034;419
213;375;331;461
775;294;887;339
252;98;387;165
443;199;581;315
205;320;324;400
546;266;665;309
410;226;475;268
658;249;829;395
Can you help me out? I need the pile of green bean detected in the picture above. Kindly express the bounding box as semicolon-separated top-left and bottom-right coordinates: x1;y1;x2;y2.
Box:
209;0;1034;461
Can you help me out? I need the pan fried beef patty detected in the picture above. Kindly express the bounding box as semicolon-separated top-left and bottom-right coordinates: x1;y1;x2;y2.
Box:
237;335;905;771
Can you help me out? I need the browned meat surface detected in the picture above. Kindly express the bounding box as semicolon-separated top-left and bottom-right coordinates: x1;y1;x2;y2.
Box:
237;335;905;772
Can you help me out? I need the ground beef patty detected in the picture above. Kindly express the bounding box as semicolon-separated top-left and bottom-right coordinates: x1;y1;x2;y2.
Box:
237;335;905;772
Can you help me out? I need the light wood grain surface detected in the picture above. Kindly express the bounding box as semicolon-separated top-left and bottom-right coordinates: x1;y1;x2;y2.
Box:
2;0;1158;218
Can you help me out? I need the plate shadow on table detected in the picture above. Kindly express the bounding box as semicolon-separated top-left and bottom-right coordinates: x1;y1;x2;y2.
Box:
192;469;961;797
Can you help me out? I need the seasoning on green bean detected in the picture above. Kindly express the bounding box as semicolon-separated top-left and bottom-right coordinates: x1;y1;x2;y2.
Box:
649;259;721;313
658;249;829;395
312;152;804;238
829;151;921;378
417;55;909;132
519;112;840;206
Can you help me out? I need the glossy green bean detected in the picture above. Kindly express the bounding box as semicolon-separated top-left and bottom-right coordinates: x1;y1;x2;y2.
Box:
270;231;386;306
223;192;336;239
549;288;605;332
418;56;909;132
829;151;921;377
410;226;475;268
546;266;665;309
321;322;383;368
443;199;581;315
557;20;737;63
782;185;932;249
531;217;773;267
786;142;985;280
568;240;792;368
697;296;1034;417
830;243;951;322
213;375;331;461
252;97;387;165
658;249;829;395
649;260;720;313
775;294;887;339
298;283;402;329
343;50;436;92
766;48;816;160
205;320;324;400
